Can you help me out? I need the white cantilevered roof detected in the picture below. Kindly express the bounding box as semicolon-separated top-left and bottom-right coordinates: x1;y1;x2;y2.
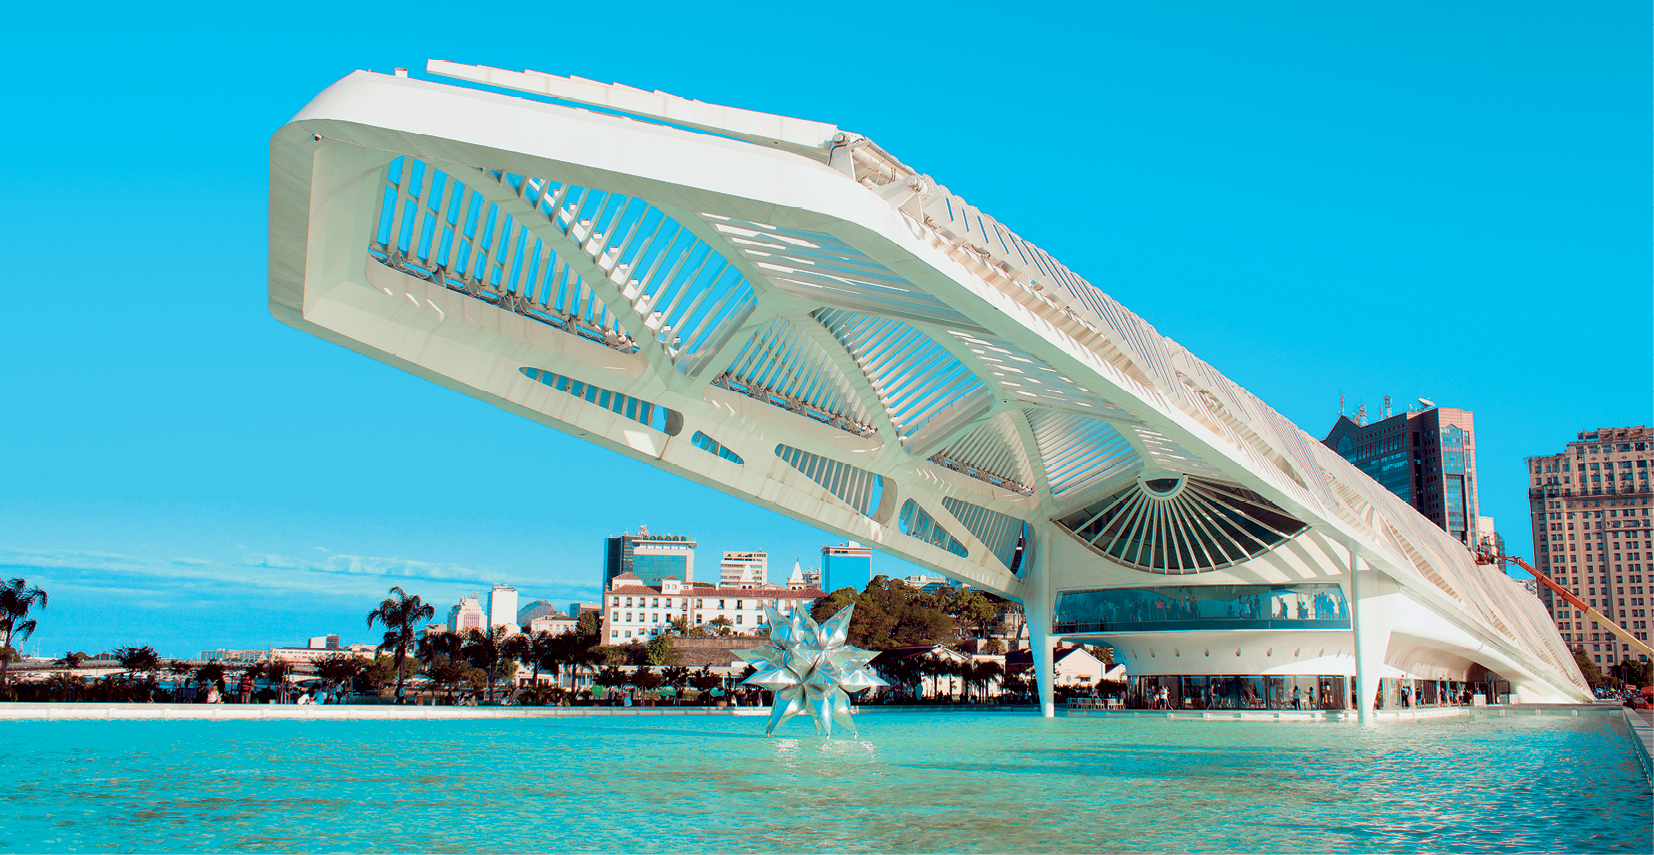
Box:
267;62;1588;700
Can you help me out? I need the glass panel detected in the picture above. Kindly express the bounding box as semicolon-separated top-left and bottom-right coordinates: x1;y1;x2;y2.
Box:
1053;583;1350;633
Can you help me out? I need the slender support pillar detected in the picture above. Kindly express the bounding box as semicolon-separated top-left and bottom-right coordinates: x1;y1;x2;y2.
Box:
1027;525;1056;718
1348;542;1398;724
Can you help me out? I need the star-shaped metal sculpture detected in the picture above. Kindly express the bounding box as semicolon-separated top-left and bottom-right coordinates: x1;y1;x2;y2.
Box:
737;602;886;738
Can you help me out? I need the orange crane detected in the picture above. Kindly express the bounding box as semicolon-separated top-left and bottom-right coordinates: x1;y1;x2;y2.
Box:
1475;551;1654;659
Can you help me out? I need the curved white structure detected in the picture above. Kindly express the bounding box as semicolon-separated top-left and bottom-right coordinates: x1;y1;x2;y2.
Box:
268;63;1589;715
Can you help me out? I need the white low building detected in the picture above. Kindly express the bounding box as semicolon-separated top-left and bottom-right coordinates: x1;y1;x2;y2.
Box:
602;573;825;641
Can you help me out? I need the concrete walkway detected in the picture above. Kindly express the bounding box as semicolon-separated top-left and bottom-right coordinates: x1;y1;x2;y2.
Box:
0;701;1620;723
0;702;1034;721
0;702;769;721
1062;703;1618;723
1622;707;1653;785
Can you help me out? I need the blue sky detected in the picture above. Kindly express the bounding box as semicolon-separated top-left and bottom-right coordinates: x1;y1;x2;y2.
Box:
2;3;1648;658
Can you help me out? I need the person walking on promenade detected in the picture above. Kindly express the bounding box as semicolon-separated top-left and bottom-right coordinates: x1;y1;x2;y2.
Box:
238;674;254;704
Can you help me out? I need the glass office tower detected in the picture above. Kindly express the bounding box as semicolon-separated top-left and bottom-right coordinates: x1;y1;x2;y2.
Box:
1322;404;1479;546
821;542;873;593
603;526;696;588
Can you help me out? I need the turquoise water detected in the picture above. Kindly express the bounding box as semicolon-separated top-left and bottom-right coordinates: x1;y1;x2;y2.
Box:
2;711;1648;852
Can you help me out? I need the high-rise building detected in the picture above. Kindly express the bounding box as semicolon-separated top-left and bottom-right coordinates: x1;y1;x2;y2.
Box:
447;595;485;633
1477;515;1502;556
821;542;873;593
720;551;768;588
487;584;519;633
1525;425;1652;667
603;525;697;589
1322;402;1480;545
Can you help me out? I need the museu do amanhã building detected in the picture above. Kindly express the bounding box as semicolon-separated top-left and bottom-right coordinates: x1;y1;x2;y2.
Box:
267;62;1592;717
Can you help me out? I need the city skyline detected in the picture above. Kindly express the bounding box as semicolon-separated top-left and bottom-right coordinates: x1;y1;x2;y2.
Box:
3;4;1648;659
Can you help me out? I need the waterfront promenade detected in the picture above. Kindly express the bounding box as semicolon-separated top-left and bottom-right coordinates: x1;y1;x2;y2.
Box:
0;701;1617;722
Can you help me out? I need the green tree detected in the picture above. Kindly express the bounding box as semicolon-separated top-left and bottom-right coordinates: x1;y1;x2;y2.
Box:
263;659;295;695
0;577;48;690
426;657;472;703
632;664;662;699
366;586;435;701
943;590;996;638
60;651;88;669
1572;647;1609;688
363;654;415;694
1087;645;1116;665
708;615;735;637
644;633;679;666
315;654;366;693
811;577;955;650
1610;656;1652;688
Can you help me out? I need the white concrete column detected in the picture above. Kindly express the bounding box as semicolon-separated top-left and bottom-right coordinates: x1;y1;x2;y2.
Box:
1348;543;1398;724
1350;547;1370;724
1026;525;1056;718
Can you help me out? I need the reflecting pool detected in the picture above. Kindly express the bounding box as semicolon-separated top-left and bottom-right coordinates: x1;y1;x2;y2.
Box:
2;711;1647;852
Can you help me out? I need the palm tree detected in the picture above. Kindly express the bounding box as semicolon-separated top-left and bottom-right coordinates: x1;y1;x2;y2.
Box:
563;632;606;693
689;666;721;703
115;645;161;676
661;665;689;705
961;660;1002;703
366;586;434;701
514;630;560;686
462;625;513;702
595;665;627;701
0;577;48;690
500;632;529;699
60;651;87;669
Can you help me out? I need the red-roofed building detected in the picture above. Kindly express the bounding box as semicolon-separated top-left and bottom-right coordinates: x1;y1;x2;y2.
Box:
602;572;827;642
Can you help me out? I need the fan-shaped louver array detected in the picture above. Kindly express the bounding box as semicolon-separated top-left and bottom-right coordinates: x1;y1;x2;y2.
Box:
1058;476;1308;575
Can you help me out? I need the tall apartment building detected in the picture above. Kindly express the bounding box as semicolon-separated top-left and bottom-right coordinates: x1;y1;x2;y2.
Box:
1322;403;1480;546
487;584;518;633
719;551;768;587
822;542;873;593
447;595;485;633
1526;425;1652;667
602;525;697;589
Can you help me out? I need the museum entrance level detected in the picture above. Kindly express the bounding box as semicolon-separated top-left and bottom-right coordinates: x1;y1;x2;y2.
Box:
1111;676;1516;710
1124;675;1350;710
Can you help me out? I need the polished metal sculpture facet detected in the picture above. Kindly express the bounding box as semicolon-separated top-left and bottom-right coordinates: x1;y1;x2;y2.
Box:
737;603;886;737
